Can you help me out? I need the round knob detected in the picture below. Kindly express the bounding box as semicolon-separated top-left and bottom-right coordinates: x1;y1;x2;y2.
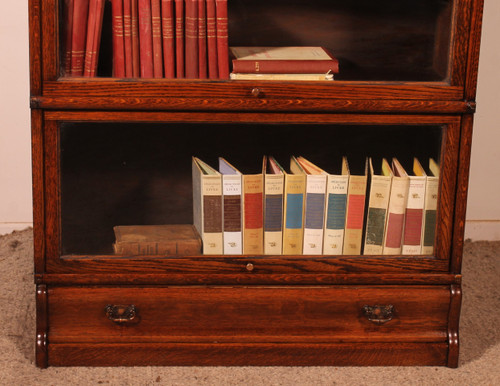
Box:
251;88;261;97
246;263;254;272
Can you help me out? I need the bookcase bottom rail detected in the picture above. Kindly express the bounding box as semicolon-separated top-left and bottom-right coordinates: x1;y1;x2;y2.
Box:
47;342;449;367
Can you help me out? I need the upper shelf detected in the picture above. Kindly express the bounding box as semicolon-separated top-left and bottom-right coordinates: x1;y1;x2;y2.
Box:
29;0;483;111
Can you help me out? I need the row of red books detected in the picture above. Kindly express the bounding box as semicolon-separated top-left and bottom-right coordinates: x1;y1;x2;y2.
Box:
63;0;229;79
63;0;106;77
112;0;229;78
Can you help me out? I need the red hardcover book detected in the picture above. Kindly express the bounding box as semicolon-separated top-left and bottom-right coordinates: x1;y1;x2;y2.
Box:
185;0;199;78
123;0;133;77
63;0;74;75
151;0;163;77
111;0;125;77
83;0;97;77
206;0;217;79
198;0;207;79
90;0;105;76
161;0;175;78
230;46;340;74
131;0;140;77
70;0;90;76
215;0;228;79
174;0;184;78
138;0;154;77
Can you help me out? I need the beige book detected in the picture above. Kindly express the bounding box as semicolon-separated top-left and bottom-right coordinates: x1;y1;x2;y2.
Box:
192;157;223;254
422;158;440;255
363;158;392;255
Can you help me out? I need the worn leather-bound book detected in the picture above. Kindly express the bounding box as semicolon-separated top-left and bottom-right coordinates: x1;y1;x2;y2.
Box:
113;224;202;255
138;0;154;77
111;0;125;77
185;0;199;78
215;0;229;78
161;0;175;78
206;0;218;79
151;0;164;77
70;0;90;76
198;0;208;79
174;0;185;77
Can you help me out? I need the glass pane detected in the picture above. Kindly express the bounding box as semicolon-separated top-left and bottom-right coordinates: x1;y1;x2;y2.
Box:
59;121;442;257
59;0;453;81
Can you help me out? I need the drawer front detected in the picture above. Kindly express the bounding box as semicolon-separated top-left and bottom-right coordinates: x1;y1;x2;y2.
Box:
48;286;450;344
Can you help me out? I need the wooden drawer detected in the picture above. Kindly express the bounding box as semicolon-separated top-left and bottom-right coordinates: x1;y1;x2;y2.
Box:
48;286;450;344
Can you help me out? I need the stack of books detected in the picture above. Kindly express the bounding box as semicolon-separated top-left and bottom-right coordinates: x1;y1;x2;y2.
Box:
62;0;106;77
229;46;339;81
192;156;439;256
63;0;229;79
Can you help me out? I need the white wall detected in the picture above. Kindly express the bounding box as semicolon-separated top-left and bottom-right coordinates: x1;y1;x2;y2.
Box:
0;1;499;239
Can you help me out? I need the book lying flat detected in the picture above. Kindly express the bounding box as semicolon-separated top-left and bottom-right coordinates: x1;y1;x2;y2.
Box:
230;46;339;74
230;73;334;81
113;224;202;255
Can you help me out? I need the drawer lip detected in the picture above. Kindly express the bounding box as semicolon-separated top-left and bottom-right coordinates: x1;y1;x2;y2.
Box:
48;286;451;345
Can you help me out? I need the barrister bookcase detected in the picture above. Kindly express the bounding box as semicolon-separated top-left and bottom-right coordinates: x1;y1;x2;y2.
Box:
30;0;483;367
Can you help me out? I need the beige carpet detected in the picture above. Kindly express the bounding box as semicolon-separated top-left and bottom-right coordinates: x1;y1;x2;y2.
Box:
0;228;498;385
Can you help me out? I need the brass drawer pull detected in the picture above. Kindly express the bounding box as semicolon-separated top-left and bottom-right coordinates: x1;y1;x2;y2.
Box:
362;305;394;325
105;304;139;324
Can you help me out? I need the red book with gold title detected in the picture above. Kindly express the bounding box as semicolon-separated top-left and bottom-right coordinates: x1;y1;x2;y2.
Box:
151;0;164;77
185;0;199;78
215;0;228;78
198;0;208;79
70;0;90;76
83;0;97;77
138;0;154;77
206;0;218;79
123;0;133;77
174;0;184;78
111;0;125;77
161;0;175;78
131;0;140;77
63;0;74;75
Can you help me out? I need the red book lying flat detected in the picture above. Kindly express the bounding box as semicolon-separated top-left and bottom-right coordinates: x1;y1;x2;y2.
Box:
230;46;340;74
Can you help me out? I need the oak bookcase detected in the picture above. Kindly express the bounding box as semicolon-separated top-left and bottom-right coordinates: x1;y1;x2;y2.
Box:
29;0;484;367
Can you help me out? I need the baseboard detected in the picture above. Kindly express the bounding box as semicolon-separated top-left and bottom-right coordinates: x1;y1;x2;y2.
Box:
464;220;500;241
0;223;33;236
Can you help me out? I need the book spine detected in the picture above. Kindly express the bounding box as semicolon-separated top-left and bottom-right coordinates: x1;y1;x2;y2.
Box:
222;174;242;255
198;0;207;79
115;240;201;255
185;0;199;78
123;0;133;77
302;175;327;255
206;0;218;79
243;174;264;255
215;0;228;79
343;175;367;255
151;0;164;77
231;59;339;74
174;0;184;78
402;177;426;254
422;176;439;255
131;0;140;77
63;0;74;75
363;175;392;255
322;175;348;255
138;0;154;77
264;174;284;255
111;0;125;77
383;176;409;255
161;0;175;78
70;0;90;76
283;174;305;255
202;175;223;254
83;0;97;77
90;0;105;77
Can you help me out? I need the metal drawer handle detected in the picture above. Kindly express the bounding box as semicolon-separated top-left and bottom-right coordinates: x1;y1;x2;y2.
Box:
362;305;394;325
105;304;139;324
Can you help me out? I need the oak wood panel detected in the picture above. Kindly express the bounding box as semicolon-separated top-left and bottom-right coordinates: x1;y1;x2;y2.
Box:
29;0;42;94
464;0;484;100
31;110;45;274
447;284;462;368
36;273;461;286
36;285;48;368
48;286;450;344
449;0;473;87
41;0;57;82
48;342;448;366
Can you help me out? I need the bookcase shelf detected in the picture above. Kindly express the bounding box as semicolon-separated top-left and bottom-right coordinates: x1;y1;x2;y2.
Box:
30;0;483;368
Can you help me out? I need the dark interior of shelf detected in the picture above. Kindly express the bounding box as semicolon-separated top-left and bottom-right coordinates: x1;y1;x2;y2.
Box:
60;0;452;81
60;122;443;255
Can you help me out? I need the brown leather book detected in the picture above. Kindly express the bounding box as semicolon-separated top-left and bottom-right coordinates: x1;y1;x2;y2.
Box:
161;0;175;78
185;0;199;78
111;0;125;77
70;0;90;76
206;0;218;79
113;224;202;255
151;0;164;77
215;0;228;79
